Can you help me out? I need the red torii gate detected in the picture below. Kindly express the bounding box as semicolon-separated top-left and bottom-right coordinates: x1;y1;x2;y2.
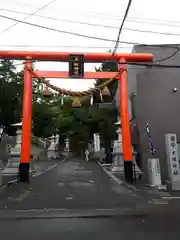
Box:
0;50;153;183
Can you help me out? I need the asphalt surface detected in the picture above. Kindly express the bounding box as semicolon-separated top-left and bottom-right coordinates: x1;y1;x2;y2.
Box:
0;158;141;211
1;216;180;240
0;157;180;239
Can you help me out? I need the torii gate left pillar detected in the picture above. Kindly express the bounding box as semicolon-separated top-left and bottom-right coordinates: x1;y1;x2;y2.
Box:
19;58;33;182
0;50;153;183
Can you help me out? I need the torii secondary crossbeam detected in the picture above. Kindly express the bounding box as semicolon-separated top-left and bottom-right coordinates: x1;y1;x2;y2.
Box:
0;50;153;183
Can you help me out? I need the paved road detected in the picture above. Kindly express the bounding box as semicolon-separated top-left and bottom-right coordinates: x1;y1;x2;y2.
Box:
0;158;180;239
1;216;180;240
0;158;142;211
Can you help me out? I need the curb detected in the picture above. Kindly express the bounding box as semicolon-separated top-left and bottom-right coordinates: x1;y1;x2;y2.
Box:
97;161;123;185
97;161;138;192
120;179;139;192
97;162;171;198
32;164;57;178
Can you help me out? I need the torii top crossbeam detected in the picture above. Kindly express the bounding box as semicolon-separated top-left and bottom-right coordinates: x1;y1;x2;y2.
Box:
0;50;153;62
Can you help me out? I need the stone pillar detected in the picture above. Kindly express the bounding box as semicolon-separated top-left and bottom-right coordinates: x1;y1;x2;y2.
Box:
111;118;123;172
47;135;57;159
64;138;70;152
0;127;9;185
96;134;100;152
55;134;59;158
2;125;22;177
111;124;124;172
148;158;162;187
165;133;180;190
93;133;102;160
93;133;100;152
88;142;92;153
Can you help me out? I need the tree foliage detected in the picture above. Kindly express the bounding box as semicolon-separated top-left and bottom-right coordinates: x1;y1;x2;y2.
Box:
0;59;118;156
0;60;24;135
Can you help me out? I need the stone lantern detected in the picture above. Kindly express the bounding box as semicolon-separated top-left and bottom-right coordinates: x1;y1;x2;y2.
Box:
64;138;70;152
47;134;59;159
2;122;37;182
111;118;124;172
2;122;23;180
112;118;142;179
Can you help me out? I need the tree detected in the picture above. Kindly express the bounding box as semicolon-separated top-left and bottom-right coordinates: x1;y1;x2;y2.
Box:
0;60;24;135
32;100;59;138
0;60;52;136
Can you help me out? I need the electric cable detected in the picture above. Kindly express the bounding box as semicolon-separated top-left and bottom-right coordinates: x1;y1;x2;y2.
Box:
0;14;138;44
1;13;180;50
155;48;180;62
0;0;57;36
1;13;179;49
126;61;180;68
1;8;180;37
113;0;133;54
3;5;180;28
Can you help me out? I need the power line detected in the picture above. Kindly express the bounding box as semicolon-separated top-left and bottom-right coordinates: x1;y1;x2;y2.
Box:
113;0;133;54
5;3;180;27
82;12;180;25
2;8;180;37
0;0;57;35
68;9;180;28
0;8;121;29
2;13;180;48
127;62;180;68
58;8;180;25
155;48;180;62
124;28;180;36
0;14;140;44
0;12;179;63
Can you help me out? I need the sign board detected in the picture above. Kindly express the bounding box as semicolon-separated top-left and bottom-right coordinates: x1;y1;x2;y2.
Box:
69;54;84;78
165;133;180;182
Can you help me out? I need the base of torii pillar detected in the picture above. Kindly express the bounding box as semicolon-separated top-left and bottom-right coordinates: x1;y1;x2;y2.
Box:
18;162;30;182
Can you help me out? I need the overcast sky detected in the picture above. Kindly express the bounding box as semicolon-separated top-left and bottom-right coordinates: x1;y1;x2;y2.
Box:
0;0;180;91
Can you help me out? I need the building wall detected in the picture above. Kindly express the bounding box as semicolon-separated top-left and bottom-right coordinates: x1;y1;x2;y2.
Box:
114;44;180;182
130;44;180;182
